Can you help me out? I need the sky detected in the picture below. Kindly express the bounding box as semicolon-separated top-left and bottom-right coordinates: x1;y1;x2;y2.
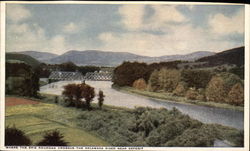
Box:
6;3;245;57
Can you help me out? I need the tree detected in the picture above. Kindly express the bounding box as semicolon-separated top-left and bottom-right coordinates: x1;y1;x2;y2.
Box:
148;70;160;92
181;69;213;89
205;73;243;103
158;68;181;92
37;130;68;146
205;76;228;103
81;84;95;110
227;83;244;105
5;126;32;146
98;90;105;109
62;84;78;106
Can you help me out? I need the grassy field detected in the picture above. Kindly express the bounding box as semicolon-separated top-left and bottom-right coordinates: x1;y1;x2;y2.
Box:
5;102;109;146
112;85;244;112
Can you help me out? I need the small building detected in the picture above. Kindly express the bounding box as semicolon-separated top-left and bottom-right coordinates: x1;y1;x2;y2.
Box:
49;71;84;81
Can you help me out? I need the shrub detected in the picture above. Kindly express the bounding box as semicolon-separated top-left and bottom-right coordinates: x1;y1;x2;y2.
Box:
166;125;218;147
173;82;188;96
227;83;244;105
133;78;147;90
185;88;199;100
37;130;68;146
5;126;32;146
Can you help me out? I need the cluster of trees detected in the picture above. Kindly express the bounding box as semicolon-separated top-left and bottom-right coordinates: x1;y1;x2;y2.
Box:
62;83;105;110
113;61;184;86
148;69;244;105
77;107;243;147
113;61;244;106
6;62;39;97
37;62;101;78
5;127;68;146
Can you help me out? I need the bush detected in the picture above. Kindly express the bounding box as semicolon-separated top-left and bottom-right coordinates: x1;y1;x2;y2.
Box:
173;82;188;96
166;125;218;147
5;126;32;146
76;107;241;147
185;88;199;100
36;130;68;146
227;83;244;105
133;78;147;90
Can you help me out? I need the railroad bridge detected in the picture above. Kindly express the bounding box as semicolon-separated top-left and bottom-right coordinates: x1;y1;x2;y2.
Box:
48;71;112;81
84;71;112;81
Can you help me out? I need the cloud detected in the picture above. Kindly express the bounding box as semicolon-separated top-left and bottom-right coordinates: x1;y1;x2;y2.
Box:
209;8;244;35
118;5;145;30
98;24;242;56
6;22;70;54
7;4;31;23
62;22;80;34
118;5;187;31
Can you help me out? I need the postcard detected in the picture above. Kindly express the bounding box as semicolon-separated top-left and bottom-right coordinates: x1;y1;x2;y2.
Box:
0;1;249;151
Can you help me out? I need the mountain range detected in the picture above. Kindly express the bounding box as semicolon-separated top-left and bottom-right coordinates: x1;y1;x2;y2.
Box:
18;50;215;66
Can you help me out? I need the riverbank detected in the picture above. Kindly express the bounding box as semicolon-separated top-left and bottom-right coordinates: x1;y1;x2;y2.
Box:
112;85;244;112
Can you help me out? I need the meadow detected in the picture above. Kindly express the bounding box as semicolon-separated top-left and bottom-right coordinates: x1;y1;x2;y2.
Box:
5;101;109;146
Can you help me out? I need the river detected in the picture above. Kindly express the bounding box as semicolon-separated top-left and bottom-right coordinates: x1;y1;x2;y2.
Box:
40;80;244;130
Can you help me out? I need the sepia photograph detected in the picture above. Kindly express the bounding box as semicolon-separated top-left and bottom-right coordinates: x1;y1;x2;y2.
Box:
0;1;249;150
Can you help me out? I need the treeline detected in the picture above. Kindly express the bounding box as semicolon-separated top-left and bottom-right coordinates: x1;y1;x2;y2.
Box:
196;46;244;67
113;61;183;87
113;62;244;106
38;61;101;78
6;61;102;97
6;62;39;97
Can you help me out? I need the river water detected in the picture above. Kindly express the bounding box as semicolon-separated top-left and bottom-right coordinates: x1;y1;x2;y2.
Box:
40;81;244;130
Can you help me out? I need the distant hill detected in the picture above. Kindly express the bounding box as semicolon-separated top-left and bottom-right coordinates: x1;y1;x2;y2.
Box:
196;46;244;67
156;51;215;62
6;53;41;68
37;50;213;66
15;49;218;67
46;50;149;66
18;51;58;62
